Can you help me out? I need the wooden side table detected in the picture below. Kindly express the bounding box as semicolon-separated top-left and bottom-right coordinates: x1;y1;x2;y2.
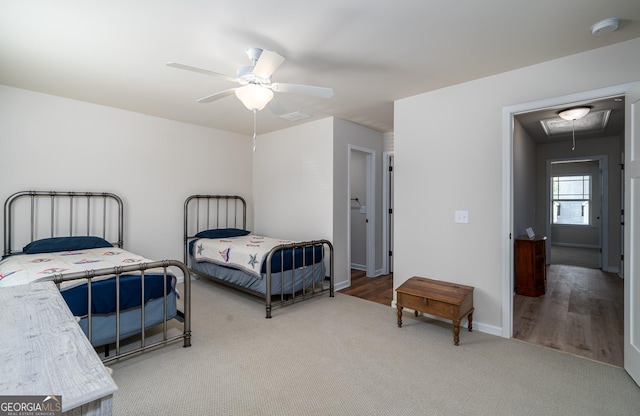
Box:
396;276;474;346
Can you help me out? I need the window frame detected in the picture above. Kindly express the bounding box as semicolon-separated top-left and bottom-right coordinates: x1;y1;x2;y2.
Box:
550;174;592;226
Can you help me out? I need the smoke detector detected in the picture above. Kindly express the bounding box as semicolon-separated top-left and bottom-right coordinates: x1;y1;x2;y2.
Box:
591;18;620;36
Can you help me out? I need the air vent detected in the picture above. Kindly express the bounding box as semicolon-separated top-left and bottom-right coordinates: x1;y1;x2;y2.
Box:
280;111;312;121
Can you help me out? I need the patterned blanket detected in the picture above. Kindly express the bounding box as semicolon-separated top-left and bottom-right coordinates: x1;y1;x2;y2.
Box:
0;248;161;289
193;234;293;278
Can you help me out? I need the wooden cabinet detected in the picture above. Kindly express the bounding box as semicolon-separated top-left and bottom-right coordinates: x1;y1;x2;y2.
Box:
515;236;546;297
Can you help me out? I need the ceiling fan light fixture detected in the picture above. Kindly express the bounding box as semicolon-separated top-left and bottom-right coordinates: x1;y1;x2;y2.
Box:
234;84;274;111
558;107;591;121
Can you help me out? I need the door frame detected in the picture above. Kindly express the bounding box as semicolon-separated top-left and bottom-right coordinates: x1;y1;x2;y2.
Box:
501;82;635;339
348;144;376;277
382;151;394;275
623;81;640;385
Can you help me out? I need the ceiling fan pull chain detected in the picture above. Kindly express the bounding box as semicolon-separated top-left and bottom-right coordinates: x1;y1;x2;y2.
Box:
253;108;257;152
572;119;576;151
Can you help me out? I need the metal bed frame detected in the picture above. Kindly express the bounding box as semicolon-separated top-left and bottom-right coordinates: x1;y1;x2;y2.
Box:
3;190;191;363
184;194;334;318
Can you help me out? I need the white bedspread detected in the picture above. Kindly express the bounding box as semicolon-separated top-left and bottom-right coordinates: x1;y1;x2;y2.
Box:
193;234;293;278
0;248;158;289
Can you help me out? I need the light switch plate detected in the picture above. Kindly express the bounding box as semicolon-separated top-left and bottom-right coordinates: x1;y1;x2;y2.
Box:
454;210;469;224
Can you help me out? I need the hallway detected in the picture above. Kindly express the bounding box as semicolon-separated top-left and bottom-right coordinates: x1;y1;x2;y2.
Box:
513;263;623;367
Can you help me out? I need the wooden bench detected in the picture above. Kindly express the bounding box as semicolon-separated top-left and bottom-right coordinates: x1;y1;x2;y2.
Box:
396;276;474;345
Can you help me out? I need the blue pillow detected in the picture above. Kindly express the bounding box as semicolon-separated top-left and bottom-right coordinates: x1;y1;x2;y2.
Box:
23;236;113;254
195;228;250;239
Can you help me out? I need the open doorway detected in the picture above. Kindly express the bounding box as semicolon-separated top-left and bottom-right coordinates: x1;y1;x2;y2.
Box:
508;91;626;366
341;148;395;306
546;157;606;270
347;145;376;278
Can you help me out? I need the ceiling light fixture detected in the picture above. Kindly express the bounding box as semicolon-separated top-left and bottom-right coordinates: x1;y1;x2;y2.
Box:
234;84;274;111
591;18;620;36
558;107;591;151
558;107;591;121
233;84;275;152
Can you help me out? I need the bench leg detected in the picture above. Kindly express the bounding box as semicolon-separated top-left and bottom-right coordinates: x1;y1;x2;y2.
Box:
397;306;403;328
453;319;461;346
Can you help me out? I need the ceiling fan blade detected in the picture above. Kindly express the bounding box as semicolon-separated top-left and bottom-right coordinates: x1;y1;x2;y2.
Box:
252;50;285;79
197;88;237;103
166;62;237;83
270;83;334;99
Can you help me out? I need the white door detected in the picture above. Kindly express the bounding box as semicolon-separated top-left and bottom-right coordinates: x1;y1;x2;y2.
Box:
624;82;640;385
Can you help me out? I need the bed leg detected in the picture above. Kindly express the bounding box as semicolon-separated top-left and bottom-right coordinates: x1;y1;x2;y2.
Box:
265;305;272;319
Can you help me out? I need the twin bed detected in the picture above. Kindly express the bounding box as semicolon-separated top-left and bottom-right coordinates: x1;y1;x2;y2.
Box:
184;194;334;318
1;190;332;364
1;191;191;363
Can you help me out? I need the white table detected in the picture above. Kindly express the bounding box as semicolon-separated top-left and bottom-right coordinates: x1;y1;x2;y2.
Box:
0;281;118;415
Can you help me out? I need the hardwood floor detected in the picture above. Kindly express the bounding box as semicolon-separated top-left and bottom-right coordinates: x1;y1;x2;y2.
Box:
513;264;624;367
340;269;393;306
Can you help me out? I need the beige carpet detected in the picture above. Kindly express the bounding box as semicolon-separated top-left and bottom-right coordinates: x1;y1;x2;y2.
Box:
109;278;640;416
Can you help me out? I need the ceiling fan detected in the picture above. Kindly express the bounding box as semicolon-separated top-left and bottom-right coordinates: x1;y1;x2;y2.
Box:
166;48;334;113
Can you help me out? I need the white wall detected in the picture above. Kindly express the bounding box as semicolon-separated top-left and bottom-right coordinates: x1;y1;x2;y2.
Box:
252;118;334;241
513;118;537;239
0;85;252;263
394;38;640;333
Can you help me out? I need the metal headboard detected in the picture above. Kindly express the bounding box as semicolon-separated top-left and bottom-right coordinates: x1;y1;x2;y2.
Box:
183;195;246;263
4;190;124;257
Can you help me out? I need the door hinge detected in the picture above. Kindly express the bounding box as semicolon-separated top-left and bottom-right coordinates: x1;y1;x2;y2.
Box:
389;208;393;214
389;166;393;172
389;250;393;256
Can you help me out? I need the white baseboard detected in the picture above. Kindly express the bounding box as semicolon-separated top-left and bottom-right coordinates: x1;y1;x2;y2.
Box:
390;300;503;337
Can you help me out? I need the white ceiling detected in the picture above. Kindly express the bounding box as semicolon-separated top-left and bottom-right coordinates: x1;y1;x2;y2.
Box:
1;1;639;137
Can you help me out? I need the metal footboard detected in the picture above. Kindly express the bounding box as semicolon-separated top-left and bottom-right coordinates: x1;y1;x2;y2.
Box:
264;239;334;318
43;260;191;364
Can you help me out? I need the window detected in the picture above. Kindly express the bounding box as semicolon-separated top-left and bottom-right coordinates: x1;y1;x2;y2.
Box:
551;175;591;225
